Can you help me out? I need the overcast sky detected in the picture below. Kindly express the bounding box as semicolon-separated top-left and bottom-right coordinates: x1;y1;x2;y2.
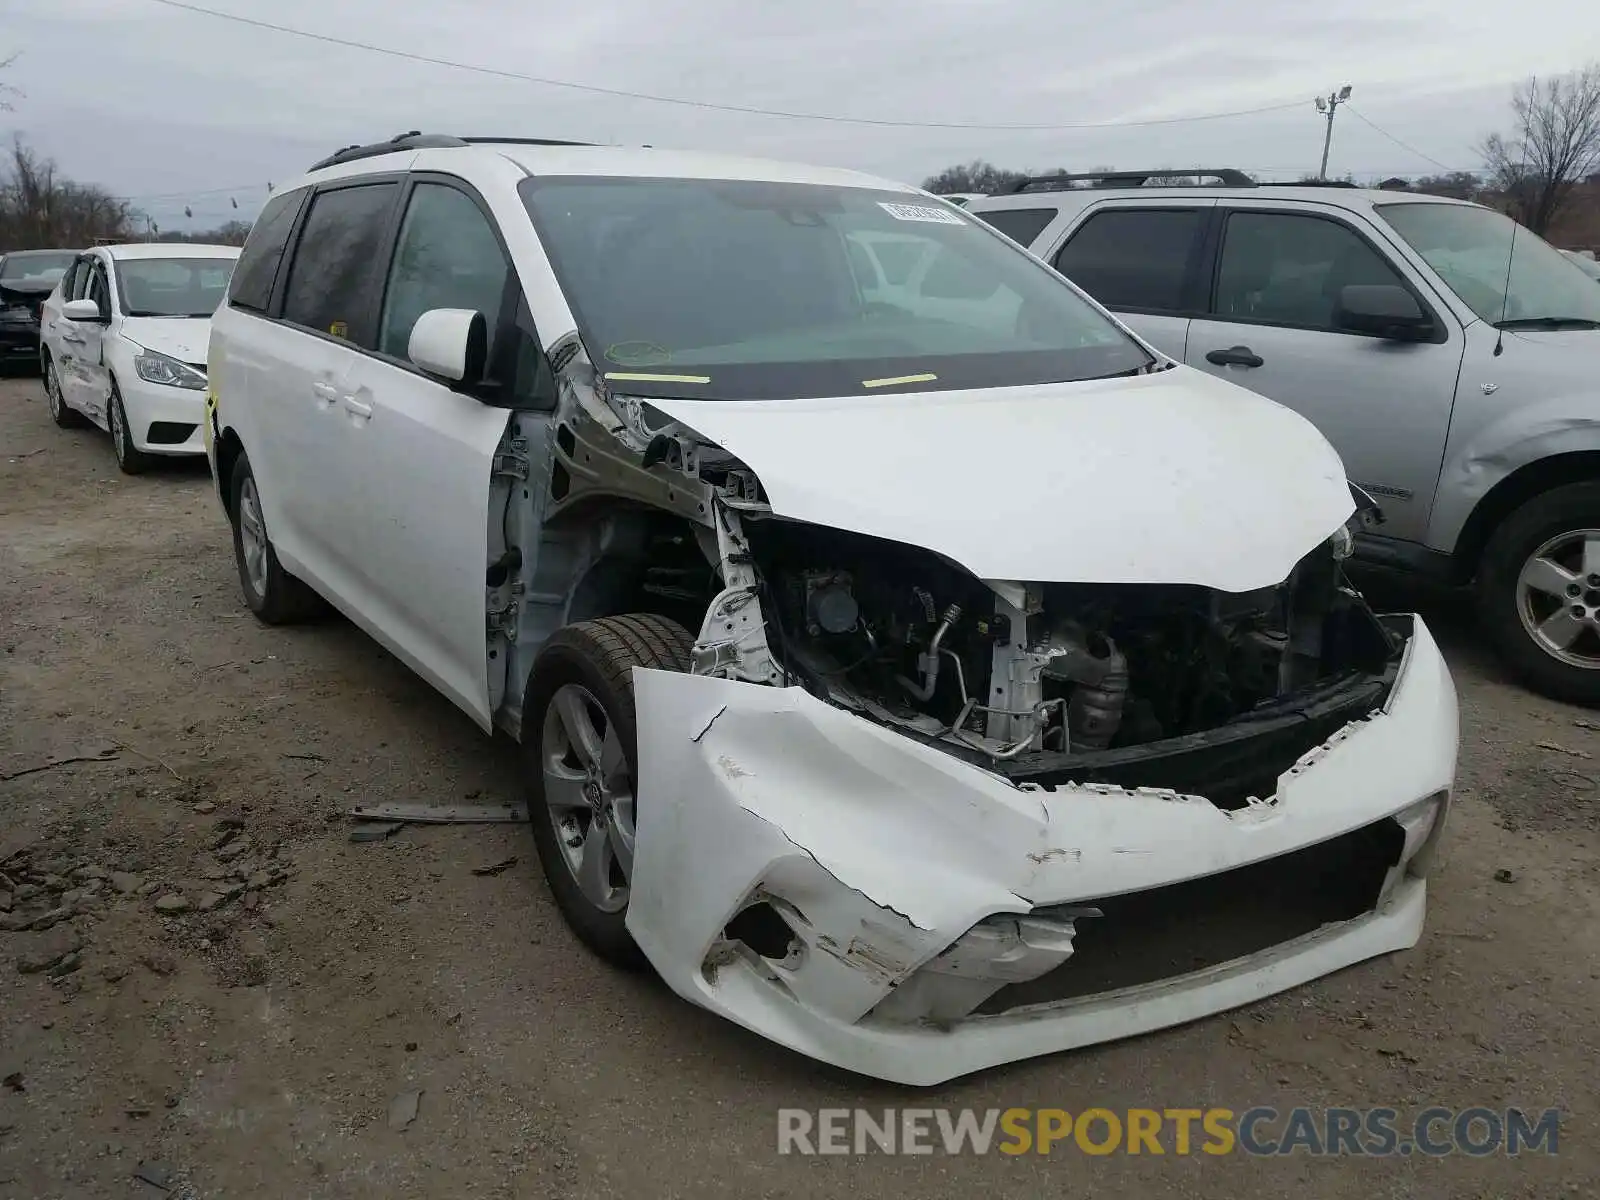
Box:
3;0;1599;230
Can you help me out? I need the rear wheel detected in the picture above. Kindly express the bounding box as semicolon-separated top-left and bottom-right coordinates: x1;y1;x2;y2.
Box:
1478;481;1600;706
228;452;324;624
523;614;695;967
44;357;83;429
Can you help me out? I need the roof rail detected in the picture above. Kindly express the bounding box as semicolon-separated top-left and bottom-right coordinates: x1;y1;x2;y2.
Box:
1257;179;1361;189
308;131;596;172
458;136;595;147
1006;168;1256;193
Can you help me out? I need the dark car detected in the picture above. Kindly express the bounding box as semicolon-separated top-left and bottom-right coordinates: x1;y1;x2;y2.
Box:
0;248;78;372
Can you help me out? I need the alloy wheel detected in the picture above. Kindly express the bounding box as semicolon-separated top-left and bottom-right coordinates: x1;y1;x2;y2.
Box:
236;476;270;600
539;683;635;914
1517;527;1600;670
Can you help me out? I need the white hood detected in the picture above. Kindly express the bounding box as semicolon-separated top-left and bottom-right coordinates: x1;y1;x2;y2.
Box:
648;366;1355;594
121;316;211;365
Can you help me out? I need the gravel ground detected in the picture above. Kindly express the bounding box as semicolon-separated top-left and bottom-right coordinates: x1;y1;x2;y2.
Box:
2;373;1598;1198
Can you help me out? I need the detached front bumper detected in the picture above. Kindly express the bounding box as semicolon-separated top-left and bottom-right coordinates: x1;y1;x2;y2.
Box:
628;615;1458;1085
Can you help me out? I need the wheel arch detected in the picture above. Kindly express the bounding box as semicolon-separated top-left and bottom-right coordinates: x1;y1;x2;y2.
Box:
1453;451;1600;580
214;426;247;519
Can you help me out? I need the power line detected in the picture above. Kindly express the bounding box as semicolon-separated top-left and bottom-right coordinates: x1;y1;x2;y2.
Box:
1343;106;1458;172
143;0;1310;132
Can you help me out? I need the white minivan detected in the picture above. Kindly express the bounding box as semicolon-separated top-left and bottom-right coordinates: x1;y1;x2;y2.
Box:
205;134;1457;1085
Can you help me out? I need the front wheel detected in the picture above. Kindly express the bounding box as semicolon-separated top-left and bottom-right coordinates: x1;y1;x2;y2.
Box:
109;384;155;475
523;614;694;967
1478;481;1600;706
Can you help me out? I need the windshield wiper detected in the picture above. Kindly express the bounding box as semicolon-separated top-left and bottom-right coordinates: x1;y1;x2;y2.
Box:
1493;316;1600;330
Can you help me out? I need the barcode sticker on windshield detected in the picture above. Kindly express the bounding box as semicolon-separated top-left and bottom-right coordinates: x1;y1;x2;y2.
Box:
878;201;966;225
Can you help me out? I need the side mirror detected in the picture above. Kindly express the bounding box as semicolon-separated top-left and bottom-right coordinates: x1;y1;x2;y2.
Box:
62;298;108;324
1334;284;1432;340
408;308;487;384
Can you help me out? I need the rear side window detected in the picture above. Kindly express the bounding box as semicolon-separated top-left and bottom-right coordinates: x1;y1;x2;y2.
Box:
972;207;1056;248
1054;208;1204;312
280;183;399;346
228;189;306;313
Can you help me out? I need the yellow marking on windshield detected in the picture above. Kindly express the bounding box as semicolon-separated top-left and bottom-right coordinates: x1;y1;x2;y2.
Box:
861;373;938;388
603;372;711;384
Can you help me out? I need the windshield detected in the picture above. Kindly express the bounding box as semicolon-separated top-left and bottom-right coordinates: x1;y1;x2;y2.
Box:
0;251;74;286
1564;252;1600;282
1377;203;1600;326
519;176;1151;401
114;257;237;317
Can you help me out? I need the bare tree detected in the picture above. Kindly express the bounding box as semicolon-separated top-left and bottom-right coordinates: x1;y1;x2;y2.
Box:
922;160;1071;195
0;136;138;250
0;52;20;112
1479;65;1600;235
1410;171;1482;200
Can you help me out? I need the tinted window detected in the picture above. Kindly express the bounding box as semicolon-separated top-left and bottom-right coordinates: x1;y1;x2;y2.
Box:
973;207;1056;248
379;183;510;360
229;189;306;312
1054;208;1203;311
521;176;1149;402
1215;212;1408;330
281;183;398;346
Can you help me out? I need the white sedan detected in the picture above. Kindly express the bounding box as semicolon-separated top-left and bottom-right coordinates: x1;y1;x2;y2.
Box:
40;243;240;473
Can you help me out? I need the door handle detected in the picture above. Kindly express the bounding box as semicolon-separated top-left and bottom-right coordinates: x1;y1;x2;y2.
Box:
1205;345;1264;368
341;394;373;420
311;380;339;407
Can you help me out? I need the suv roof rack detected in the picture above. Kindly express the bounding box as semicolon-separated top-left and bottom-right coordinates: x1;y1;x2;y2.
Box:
1006;168;1256;193
308;131;595;172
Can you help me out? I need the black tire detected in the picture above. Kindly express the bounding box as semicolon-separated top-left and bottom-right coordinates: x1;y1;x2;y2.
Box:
1478;480;1600;706
108;383;155;475
43;356;84;429
523;614;695;968
227;452;324;624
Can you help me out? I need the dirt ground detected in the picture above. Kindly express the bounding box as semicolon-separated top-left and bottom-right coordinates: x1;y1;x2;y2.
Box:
1;373;1598;1199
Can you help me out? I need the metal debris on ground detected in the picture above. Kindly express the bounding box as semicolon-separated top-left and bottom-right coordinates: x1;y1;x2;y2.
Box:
0;746;120;782
470;856;518;876
388;1089;422;1131
348;822;406;844
133;1160;176;1191
348;802;528;825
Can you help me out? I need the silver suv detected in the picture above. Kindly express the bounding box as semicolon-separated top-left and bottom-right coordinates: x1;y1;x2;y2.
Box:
969;170;1600;705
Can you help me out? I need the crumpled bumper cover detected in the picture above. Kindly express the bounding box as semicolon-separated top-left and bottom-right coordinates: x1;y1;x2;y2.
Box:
627;616;1458;1085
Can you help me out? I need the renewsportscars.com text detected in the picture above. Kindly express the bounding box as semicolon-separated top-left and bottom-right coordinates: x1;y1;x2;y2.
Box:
777;1106;1560;1157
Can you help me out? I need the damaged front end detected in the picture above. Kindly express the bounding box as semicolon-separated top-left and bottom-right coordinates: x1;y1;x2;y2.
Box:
536;366;1457;1085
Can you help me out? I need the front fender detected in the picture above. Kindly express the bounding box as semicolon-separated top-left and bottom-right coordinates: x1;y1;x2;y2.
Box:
1428;391;1600;551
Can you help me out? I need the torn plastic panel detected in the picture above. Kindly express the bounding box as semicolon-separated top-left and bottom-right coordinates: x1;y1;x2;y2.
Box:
626;616;1456;1084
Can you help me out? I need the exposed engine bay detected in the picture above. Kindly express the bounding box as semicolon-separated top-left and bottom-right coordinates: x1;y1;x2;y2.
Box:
730;516;1399;769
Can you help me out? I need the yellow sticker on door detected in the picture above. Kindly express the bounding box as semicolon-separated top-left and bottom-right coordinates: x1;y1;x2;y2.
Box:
329;320;349;339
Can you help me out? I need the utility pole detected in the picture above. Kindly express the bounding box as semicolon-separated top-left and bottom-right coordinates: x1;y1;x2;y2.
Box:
1314;84;1353;180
